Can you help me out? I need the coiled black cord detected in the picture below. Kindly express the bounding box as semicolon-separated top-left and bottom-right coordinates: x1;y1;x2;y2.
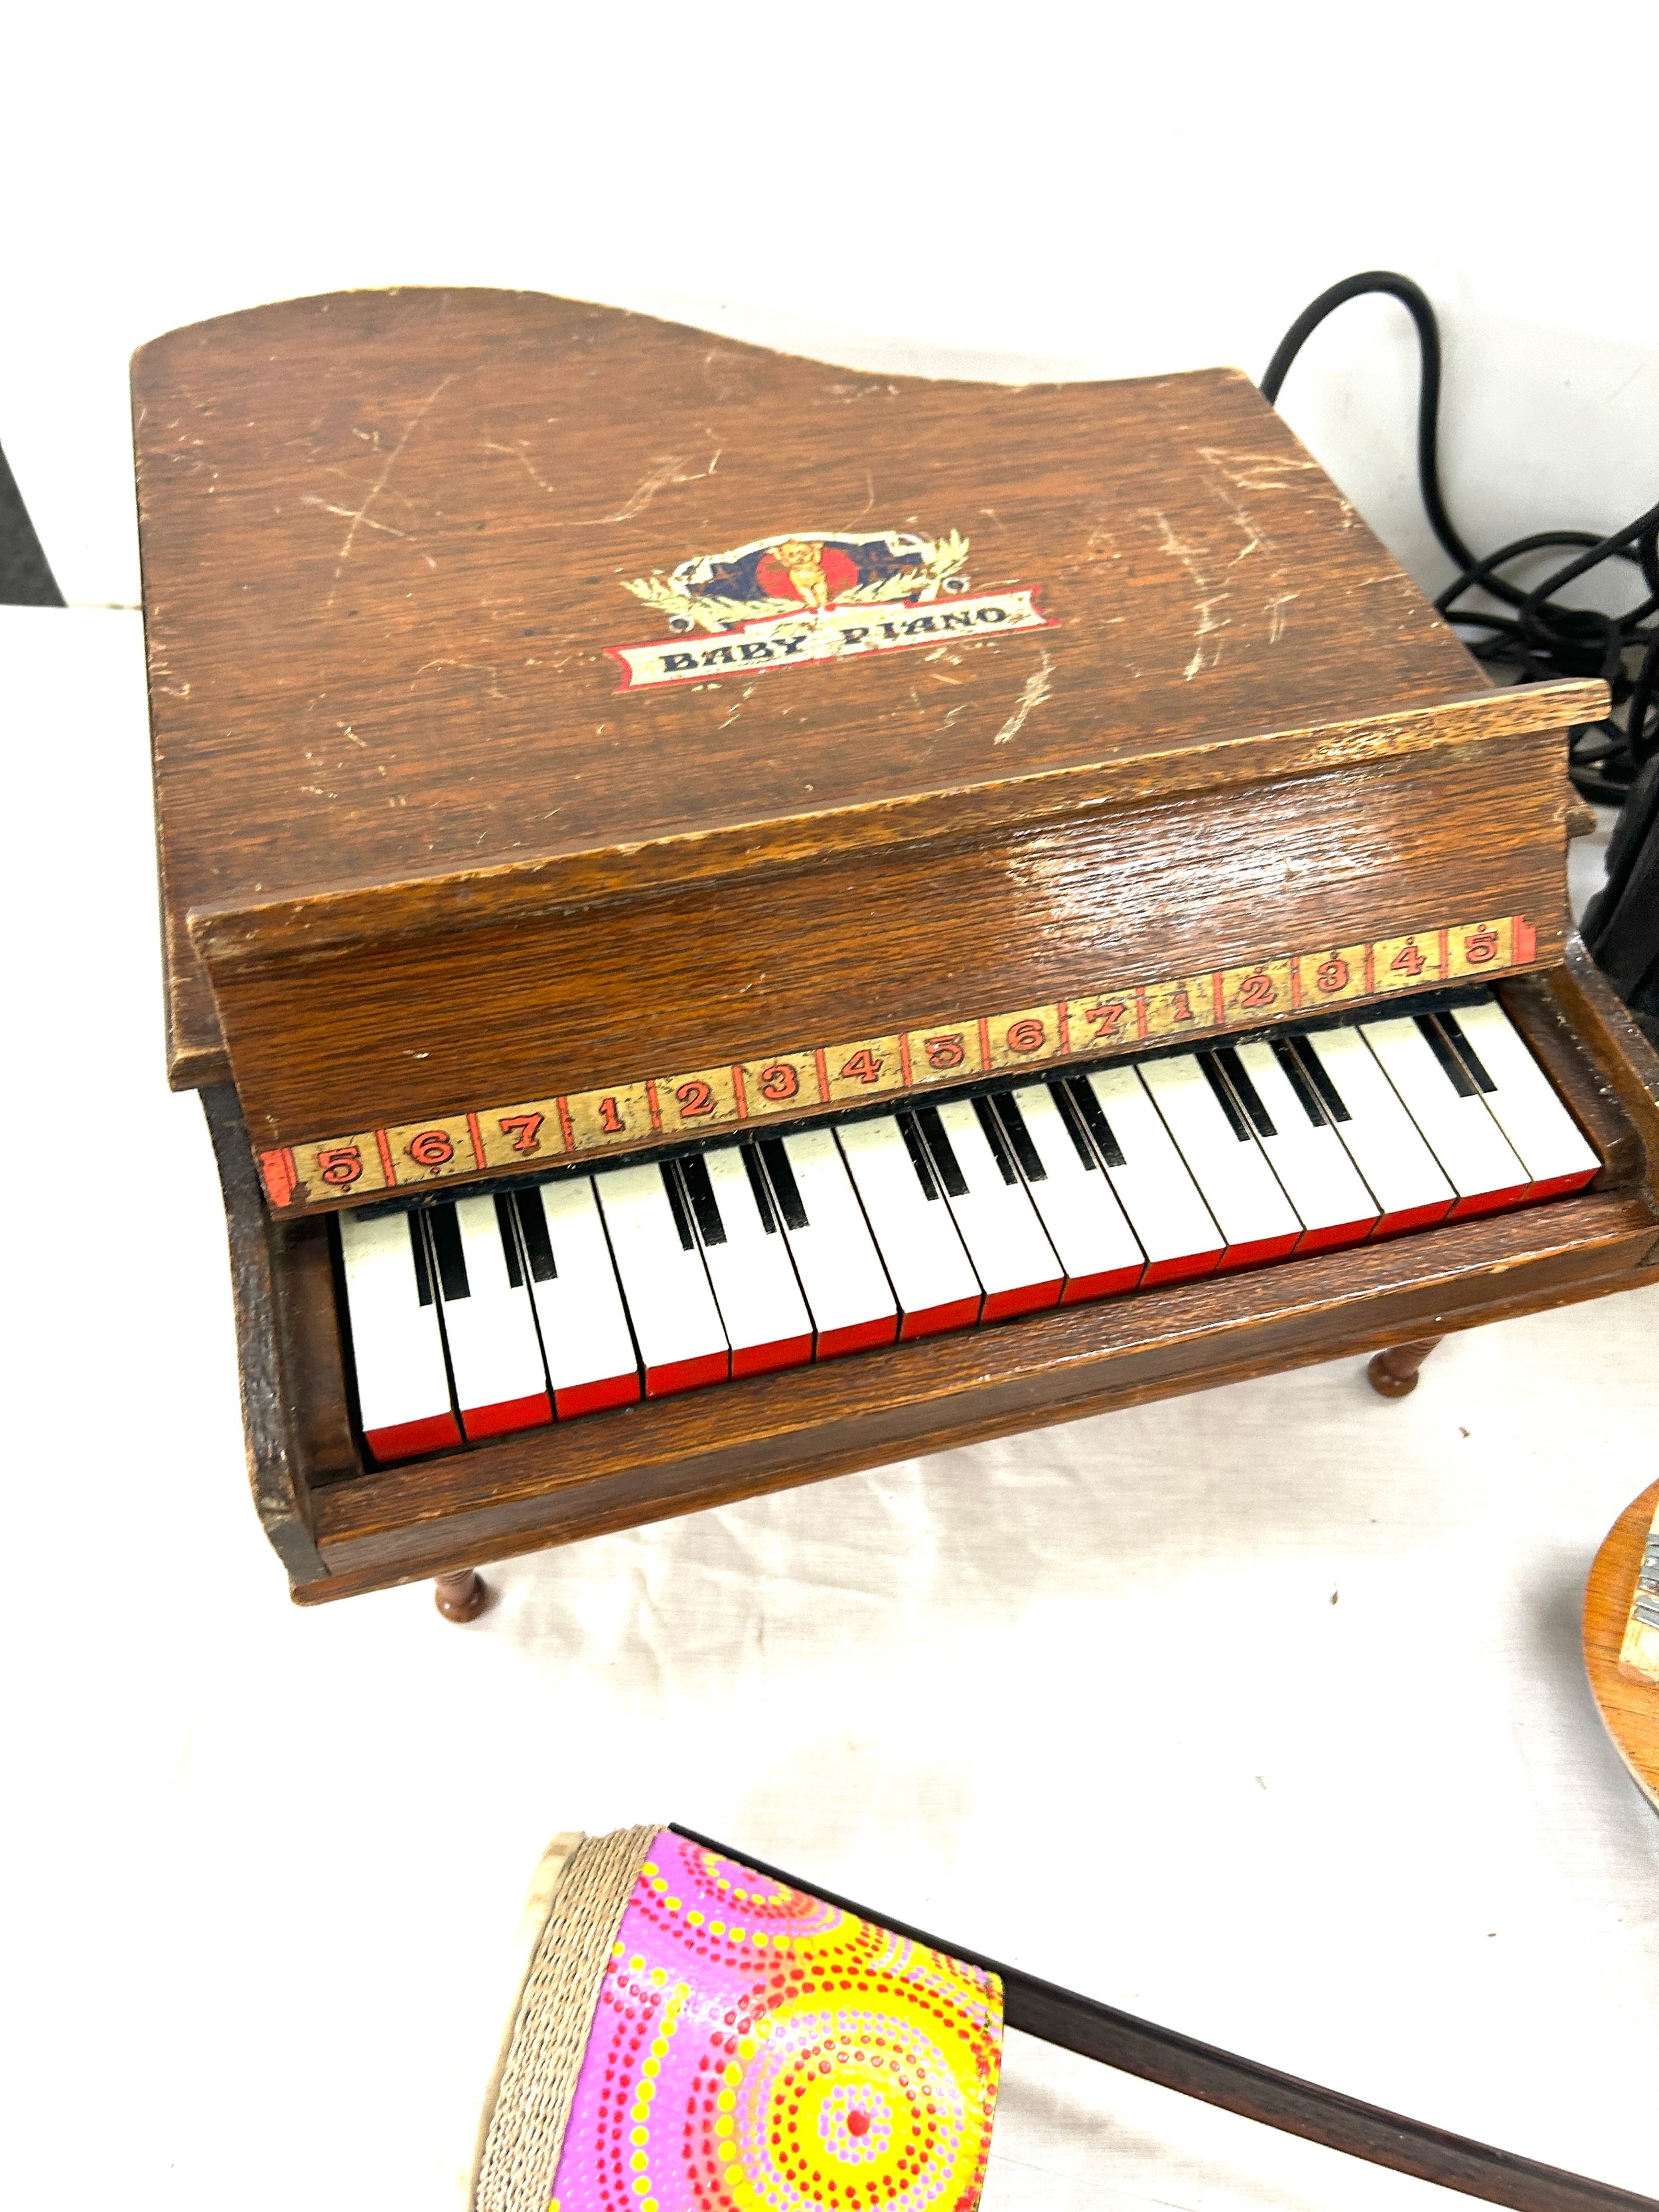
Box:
1261;271;1658;806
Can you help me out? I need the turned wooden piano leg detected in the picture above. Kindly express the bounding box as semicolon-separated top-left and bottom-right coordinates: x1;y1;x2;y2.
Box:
434;1567;490;1623
1366;1336;1445;1399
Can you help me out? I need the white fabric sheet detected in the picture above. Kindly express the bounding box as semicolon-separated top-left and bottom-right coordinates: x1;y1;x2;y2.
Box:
2;607;1655;2211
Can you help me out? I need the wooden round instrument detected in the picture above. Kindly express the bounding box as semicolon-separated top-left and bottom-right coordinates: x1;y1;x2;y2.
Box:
1583;1478;1659;1812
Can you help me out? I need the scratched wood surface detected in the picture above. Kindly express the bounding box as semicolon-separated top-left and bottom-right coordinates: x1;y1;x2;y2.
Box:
1584;1481;1659;1812
253;905;1544;1217
200;949;1659;1603
132;289;1605;1147
227;747;1563;1161
130;295;1650;1606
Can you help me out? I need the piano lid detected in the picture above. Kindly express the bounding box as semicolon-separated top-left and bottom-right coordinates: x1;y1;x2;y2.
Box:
133;289;1604;1092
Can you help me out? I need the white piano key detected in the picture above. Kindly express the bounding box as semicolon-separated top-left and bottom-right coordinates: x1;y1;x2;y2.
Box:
1295;1025;1455;1235
593;1163;730;1396
338;1209;462;1463
1073;1067;1224;1284
760;1128;898;1357
996;1084;1146;1301
836;1116;982;1337
428;1195;553;1439
1226;1040;1380;1252
1435;998;1599;1198
926;1098;1064;1317
682;1147;814;1376
511;1178;641;1418
1137;1053;1302;1270
1359;1014;1530;1218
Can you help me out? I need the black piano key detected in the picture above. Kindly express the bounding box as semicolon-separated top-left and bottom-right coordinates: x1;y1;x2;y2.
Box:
915;1105;970;1197
1064;1076;1127;1168
1288;1033;1350;1122
1415;1013;1477;1097
662;1162;697;1252
899;1112;941;1200
740;1142;779;1233
1437;1010;1498;1094
1271;1034;1327;1126
992;1091;1048;1182
1198;1051;1253;1142
494;1193;525;1287
513;1188;557;1282
1214;1045;1276;1138
408;1211;435;1305
427;1203;470;1299
758;1137;810;1232
679;1151;727;1246
1047;1080;1100;1171
972;1094;1019;1184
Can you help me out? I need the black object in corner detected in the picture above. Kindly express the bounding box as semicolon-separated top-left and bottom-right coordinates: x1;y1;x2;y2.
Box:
1582;759;1659;1048
0;439;64;606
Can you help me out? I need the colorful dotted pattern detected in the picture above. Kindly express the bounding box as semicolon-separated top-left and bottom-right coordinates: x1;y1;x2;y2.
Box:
545;1832;1002;2212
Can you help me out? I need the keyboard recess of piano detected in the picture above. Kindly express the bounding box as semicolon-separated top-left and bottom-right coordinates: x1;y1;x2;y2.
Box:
133;288;1659;1607
334;989;1607;1467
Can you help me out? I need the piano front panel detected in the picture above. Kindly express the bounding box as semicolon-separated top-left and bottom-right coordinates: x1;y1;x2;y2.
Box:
255;904;1556;1220
216;733;1571;1175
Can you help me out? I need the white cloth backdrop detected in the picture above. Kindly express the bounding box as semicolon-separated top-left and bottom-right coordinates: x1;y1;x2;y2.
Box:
3;5;1656;617
1;606;1655;2209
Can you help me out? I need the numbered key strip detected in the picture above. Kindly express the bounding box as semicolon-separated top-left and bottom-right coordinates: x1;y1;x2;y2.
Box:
265;913;1540;1211
335;990;1599;1465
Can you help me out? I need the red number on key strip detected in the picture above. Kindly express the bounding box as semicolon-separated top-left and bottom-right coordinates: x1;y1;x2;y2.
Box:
838;1048;884;1085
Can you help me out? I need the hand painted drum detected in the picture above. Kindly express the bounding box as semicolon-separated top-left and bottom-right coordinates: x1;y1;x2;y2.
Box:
472;1826;1004;2212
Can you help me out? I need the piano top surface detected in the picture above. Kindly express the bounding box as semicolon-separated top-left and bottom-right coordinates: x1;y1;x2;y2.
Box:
133;288;1518;1078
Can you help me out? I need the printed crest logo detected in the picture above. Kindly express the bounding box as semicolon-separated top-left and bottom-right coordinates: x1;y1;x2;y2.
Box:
607;526;1049;690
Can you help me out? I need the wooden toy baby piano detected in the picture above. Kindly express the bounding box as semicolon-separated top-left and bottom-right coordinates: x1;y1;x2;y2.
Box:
130;289;1659;1618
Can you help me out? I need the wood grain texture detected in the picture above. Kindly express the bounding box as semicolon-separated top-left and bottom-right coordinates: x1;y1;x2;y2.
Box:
219;742;1568;1155
131;288;1604;1120
256;908;1544;1217
1584;1482;1659;1813
200;1086;328;1582
1556;940;1659;1204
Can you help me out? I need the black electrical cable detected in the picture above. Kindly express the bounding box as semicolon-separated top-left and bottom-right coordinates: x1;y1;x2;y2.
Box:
1261;272;1658;806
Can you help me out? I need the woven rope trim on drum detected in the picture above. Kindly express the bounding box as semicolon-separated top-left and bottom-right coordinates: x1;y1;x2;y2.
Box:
473;1823;660;2212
